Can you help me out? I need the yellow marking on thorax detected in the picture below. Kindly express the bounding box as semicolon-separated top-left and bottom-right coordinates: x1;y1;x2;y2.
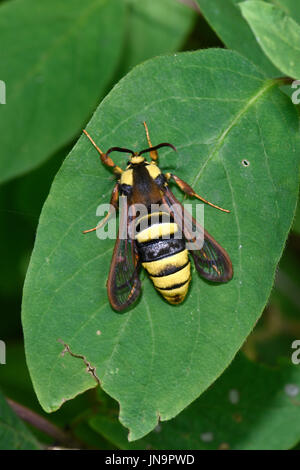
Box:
120;168;133;186
142;250;189;276
150;263;190;289
146;163;161;180
136;223;178;243
131;156;144;164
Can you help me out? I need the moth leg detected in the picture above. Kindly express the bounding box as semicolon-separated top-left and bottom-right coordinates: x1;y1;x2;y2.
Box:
165;173;230;213
83;129;123;175
143;121;159;162
83;183;119;233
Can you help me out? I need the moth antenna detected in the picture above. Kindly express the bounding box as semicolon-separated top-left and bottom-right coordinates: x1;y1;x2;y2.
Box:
106;147;135;156
138;143;176;156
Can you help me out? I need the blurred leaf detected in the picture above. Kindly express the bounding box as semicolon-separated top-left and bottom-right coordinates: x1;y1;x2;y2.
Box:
0;0;125;184
120;0;196;72
242;232;300;366
0;185;33;338
0;390;40;449
292;197;300;234
72;414;119;449
22;49;299;441
272;243;300;320
13;144;72;228
242;305;300;366
196;0;280;76
239;0;300;79
0;185;33;297
0;343;36;409
90;354;300;450
266;0;300;24
0;145;70;338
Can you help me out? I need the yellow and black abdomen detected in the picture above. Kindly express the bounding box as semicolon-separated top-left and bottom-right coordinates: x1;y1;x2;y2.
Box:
135;211;191;304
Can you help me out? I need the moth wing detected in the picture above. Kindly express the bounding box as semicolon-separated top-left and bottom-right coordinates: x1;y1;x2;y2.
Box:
162;187;233;282
107;196;141;311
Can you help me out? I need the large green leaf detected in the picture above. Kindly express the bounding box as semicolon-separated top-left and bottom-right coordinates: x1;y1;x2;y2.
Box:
196;0;280;76
90;354;300;450
120;0;195;72
0;0;125;184
22;49;299;441
0;391;40;449
239;0;300;79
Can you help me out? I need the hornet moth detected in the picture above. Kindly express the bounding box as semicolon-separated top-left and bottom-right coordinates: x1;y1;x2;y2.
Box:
83;122;233;311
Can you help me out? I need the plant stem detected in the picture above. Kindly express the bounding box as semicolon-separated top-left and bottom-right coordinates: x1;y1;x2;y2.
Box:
7;398;81;449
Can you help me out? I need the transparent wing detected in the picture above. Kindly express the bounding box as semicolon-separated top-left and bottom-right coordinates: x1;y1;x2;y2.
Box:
107;196;141;311
162;187;233;282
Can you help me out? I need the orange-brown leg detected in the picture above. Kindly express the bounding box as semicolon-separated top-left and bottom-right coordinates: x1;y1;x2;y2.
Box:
165;173;230;213
143;121;159;162
83;129;123;175
83;183;119;233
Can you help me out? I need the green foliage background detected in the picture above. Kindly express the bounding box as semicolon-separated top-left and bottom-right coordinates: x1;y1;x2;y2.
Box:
0;0;300;450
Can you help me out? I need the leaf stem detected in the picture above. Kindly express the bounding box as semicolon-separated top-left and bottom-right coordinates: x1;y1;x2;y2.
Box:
274;76;295;85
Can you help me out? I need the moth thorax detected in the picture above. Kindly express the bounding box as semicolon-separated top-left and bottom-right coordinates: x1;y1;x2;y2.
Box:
131;155;145;164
